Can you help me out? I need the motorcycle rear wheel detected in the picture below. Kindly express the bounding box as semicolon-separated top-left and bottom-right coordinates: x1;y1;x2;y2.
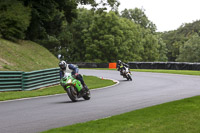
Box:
82;90;91;100
127;74;132;81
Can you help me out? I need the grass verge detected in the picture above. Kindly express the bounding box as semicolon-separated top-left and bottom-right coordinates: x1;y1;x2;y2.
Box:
0;75;116;101
0;38;58;71
42;95;200;133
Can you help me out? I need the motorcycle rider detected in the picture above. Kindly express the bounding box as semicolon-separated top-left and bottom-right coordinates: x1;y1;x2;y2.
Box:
59;60;89;93
117;60;131;76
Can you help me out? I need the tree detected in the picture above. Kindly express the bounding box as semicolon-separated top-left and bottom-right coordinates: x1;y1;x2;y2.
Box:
64;8;95;62
18;0;120;59
140;29;159;61
22;0;70;41
0;0;31;40
119;18;143;61
84;11;122;62
157;35;168;61
121;8;156;33
66;8;161;62
82;11;144;62
177;33;200;62
161;20;200;61
77;0;120;11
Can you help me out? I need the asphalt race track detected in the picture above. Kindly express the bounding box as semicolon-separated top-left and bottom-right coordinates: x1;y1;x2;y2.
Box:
0;69;200;133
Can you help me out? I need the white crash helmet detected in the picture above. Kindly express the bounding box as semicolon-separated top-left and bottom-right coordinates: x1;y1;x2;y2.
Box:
59;60;67;70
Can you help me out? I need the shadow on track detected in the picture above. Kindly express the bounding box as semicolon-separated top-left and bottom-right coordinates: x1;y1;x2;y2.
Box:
118;79;133;82
52;99;86;104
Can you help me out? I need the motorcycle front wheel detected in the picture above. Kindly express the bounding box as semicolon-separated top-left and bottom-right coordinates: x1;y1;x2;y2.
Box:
65;86;78;102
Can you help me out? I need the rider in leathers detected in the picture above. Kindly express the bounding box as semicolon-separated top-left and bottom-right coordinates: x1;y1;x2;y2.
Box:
117;60;131;76
59;61;89;93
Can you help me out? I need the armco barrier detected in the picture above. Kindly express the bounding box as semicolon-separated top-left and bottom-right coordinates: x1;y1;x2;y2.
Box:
0;68;60;92
0;71;23;91
74;62;109;68
73;62;200;70
128;62;200;70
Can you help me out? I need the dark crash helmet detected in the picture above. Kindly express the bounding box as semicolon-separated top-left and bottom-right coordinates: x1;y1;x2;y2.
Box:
117;60;122;65
59;60;67;70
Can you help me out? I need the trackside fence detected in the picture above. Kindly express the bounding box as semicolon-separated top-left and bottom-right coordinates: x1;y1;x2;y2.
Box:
0;68;60;92
72;62;200;70
128;62;200;70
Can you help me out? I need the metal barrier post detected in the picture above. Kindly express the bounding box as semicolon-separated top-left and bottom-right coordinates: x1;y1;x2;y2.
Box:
21;72;25;91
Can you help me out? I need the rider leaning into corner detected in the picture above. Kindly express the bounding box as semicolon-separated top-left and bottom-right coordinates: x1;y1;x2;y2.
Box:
59;60;89;93
117;60;131;76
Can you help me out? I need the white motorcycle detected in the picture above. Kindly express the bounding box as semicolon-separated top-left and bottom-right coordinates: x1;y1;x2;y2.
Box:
120;65;132;81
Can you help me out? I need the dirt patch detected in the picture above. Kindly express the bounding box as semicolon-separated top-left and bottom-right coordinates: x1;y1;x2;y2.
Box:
0;58;12;65
0;58;13;68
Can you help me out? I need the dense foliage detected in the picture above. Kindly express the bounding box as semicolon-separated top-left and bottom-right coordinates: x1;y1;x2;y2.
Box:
161;20;200;62
63;9;167;62
177;33;200;62
0;0;199;63
0;0;31;40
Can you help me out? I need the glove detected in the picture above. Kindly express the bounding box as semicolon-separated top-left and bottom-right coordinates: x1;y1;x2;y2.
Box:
72;73;79;78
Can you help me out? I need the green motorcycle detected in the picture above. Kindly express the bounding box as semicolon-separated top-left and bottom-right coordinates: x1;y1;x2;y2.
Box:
60;74;91;102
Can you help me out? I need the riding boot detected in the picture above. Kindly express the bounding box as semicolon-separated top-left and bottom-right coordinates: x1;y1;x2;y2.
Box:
78;87;85;97
120;71;123;75
84;84;89;91
81;83;88;91
83;84;90;96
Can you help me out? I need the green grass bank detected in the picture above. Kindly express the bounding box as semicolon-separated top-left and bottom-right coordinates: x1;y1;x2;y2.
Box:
0;38;58;71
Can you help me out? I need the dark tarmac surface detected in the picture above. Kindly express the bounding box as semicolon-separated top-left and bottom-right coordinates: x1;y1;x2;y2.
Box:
0;69;200;133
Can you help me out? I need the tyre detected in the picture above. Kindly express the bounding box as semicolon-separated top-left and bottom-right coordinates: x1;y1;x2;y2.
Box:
65;86;78;102
128;74;132;81
82;90;91;100
82;85;91;100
